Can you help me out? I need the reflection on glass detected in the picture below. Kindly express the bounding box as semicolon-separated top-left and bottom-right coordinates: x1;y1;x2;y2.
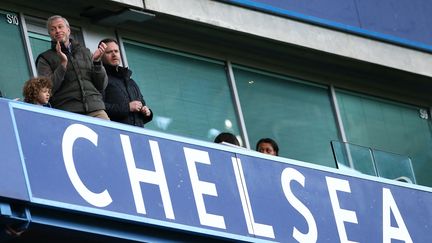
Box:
207;128;220;139
224;119;232;129
154;116;172;130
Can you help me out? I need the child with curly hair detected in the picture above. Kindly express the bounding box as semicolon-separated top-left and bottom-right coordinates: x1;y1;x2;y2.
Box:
23;77;52;107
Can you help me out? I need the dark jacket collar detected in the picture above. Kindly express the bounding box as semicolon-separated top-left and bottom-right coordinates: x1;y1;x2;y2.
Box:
104;64;132;79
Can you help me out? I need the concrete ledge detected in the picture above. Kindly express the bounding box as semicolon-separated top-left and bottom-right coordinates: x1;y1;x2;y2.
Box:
144;0;432;77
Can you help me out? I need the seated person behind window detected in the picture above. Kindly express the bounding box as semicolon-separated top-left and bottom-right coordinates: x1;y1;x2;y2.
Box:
256;138;279;156
22;77;52;107
214;132;241;146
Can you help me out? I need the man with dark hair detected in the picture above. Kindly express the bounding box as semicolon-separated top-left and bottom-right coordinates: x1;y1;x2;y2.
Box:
214;132;241;146
36;15;109;119
99;38;153;127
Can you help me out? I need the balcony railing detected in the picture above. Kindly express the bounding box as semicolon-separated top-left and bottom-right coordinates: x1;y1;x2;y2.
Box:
331;140;416;184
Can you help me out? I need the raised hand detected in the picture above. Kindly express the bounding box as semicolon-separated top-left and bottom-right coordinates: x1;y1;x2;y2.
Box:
56;41;68;68
92;42;107;62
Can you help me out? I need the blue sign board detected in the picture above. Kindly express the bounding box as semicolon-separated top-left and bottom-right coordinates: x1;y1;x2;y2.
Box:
0;99;29;201
221;0;432;53
1;100;432;242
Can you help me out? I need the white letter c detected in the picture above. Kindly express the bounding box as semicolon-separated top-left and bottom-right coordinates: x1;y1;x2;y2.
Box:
62;124;112;207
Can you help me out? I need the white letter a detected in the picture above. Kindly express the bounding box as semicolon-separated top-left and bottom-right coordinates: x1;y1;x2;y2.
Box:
382;188;413;243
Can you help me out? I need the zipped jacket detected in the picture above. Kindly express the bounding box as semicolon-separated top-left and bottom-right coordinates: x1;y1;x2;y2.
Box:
103;64;153;127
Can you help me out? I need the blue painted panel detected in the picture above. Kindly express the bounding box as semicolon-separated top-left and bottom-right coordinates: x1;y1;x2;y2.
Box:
10;104;432;242
236;154;432;242
223;0;432;52
356;0;432;46
0;99;29;201
13;108;251;240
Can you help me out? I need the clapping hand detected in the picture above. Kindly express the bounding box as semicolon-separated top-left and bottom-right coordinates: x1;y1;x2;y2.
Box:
55;41;68;68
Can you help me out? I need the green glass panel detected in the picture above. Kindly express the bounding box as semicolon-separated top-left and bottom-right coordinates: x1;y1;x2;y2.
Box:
123;40;240;143
28;32;51;62
331;141;377;176
0;10;30;99
234;66;339;167
337;90;432;186
373;150;416;184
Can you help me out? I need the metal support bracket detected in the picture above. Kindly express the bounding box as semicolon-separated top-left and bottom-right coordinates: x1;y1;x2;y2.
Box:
0;202;31;240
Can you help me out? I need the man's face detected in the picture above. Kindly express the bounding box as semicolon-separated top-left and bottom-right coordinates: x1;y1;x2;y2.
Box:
48;18;70;43
258;142;277;156
102;42;121;66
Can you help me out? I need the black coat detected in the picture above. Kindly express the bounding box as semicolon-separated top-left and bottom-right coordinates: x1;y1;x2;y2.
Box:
103;65;153;127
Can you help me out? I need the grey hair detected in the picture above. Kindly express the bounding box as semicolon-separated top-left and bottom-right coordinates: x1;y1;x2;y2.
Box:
46;15;70;32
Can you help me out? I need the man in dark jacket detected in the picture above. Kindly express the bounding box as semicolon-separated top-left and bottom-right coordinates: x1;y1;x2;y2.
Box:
100;38;153;127
36;15;109;119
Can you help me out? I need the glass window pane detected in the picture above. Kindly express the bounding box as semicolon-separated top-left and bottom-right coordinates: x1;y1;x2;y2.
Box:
234;66;339;167
0;10;31;99
373;150;416;184
123;40;240;142
28;32;51;63
337;90;432;186
331;141;377;176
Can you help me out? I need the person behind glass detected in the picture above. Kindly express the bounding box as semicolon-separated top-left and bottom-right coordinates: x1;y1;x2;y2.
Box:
256;138;279;156
36;15;109;119
22;77;52;107
214;132;240;146
99;38;153;127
